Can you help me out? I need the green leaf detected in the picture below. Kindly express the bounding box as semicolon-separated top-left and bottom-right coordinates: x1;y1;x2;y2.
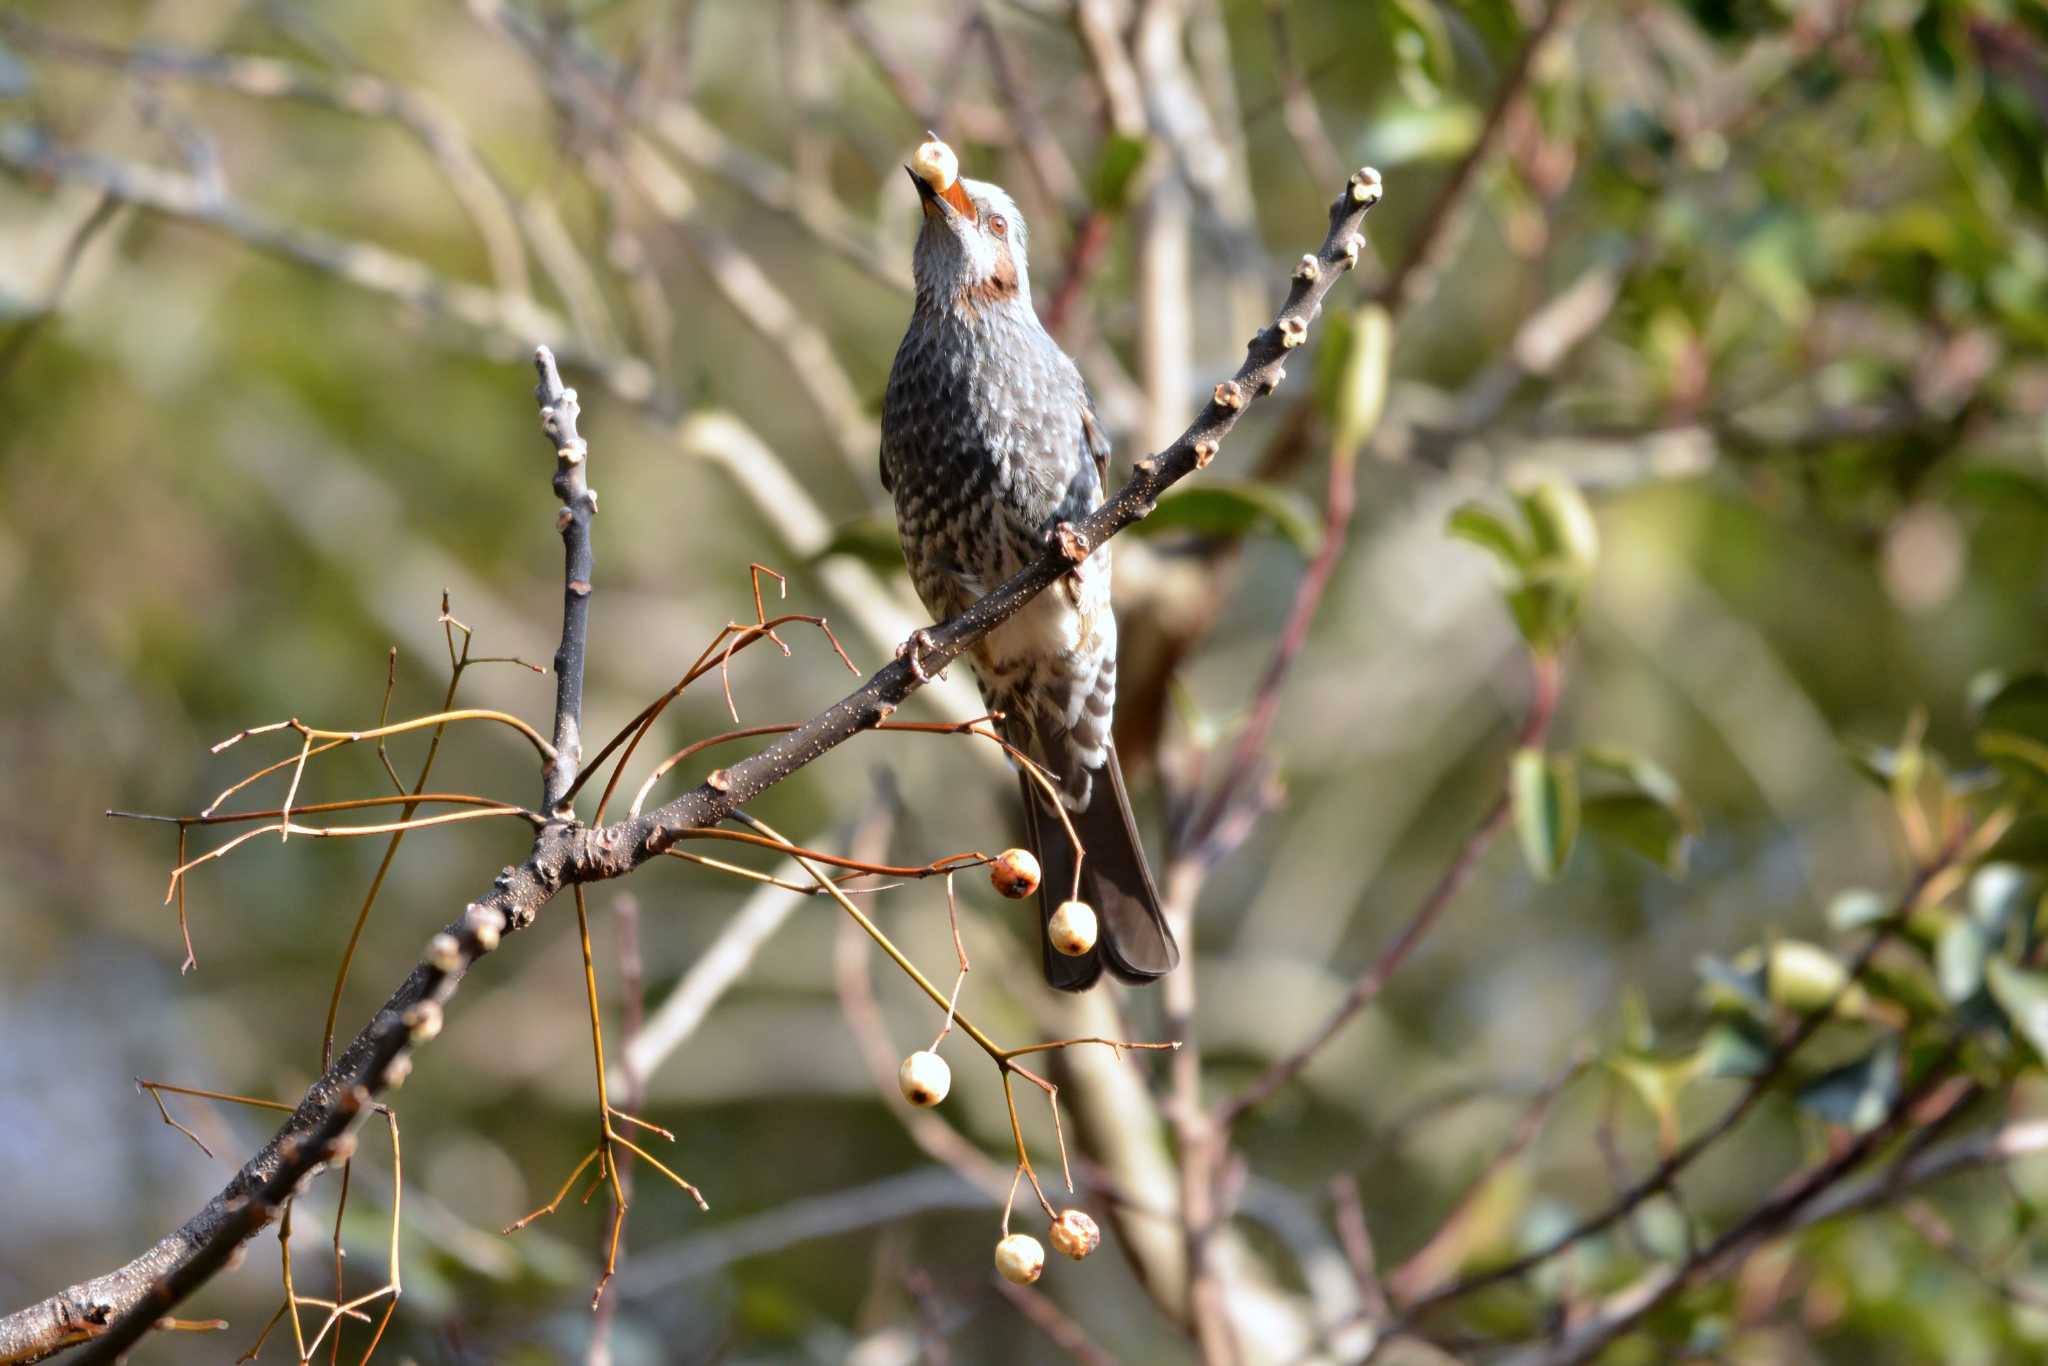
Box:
1796;1039;1899;1134
1936;914;1990;1005
1518;478;1601;575
1969;864;2032;931
1607;1051;1686;1146
1386;0;1454;91
1980;729;2048;780
1987;958;2048;1062
1579;746;1697;876
1133;482;1320;556
1581;747;1685;809
1693;1017;1771;1079
1883;7;1980;147
1328;303;1391;461
1951;466;2048;514
1363;101;1480;167
1756;940;1868;1017
1696;953;1771;1018
1845;740;1911;790
1972;672;2048;753
815;513;904;571
1583;794;1694;876
1981;815;2048;869
1449;477;1597;655
1512;748;1580;882
1828;889;1892;932
1446;503;1528;572
1090;133;1150;209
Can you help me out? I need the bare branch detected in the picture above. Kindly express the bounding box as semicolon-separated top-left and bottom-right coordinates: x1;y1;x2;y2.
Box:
535;346;598;816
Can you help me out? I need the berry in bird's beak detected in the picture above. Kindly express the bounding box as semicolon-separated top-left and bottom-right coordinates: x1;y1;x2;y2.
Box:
908;135;975;221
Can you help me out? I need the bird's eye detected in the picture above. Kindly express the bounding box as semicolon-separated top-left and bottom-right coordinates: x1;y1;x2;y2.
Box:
988;214;1008;237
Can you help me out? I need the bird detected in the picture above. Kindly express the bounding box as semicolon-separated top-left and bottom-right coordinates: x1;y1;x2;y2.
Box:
880;144;1178;991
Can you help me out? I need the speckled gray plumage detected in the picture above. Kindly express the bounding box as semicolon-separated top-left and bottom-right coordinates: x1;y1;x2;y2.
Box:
882;172;1175;989
882;207;1113;804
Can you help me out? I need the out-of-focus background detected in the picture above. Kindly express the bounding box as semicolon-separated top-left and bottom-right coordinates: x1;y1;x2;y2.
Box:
4;1;2048;1363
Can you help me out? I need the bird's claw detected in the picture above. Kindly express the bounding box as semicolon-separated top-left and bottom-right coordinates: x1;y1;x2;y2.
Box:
896;628;942;683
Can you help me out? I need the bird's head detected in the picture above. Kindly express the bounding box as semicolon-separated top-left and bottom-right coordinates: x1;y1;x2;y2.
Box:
907;150;1033;320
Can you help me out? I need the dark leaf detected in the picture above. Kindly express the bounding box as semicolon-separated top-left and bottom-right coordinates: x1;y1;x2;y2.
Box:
1796;1040;1899;1134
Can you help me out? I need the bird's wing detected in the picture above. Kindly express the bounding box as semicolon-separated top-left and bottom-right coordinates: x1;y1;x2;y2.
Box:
1079;401;1111;492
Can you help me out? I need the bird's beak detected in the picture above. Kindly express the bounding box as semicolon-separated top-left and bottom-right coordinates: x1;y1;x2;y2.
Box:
905;165;974;223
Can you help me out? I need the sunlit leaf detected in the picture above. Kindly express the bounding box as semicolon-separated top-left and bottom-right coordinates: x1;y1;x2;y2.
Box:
1363;101;1481;166
1987;959;2048;1062
1741;941;1870;1018
1969;864;2032;931
1828;889;1891;932
1512;748;1579;882
1936;915;1990;1005
1446;503;1528;572
1328;304;1392;461
1518;479;1600;575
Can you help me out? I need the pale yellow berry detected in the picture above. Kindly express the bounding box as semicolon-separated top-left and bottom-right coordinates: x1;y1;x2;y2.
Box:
1049;1209;1100;1260
995;1232;1045;1285
898;1050;952;1107
990;848;1041;900
912;137;959;192
1048;900;1098;957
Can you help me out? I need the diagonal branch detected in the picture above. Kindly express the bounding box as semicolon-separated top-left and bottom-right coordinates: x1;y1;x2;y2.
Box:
0;165;1383;1366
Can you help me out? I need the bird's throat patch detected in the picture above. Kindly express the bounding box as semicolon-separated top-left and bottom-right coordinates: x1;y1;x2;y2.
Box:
959;249;1021;315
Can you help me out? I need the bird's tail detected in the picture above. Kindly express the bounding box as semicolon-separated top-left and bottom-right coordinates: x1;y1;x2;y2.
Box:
1022;742;1178;991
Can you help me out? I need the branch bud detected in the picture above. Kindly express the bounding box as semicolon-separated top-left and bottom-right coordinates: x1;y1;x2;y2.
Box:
465;902;505;953
403;1000;444;1043
1294;254;1321;283
1193;440;1218;469
427;932;463;973
1349;166;1384;206
1213;380;1245;411
1278;317;1307;348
